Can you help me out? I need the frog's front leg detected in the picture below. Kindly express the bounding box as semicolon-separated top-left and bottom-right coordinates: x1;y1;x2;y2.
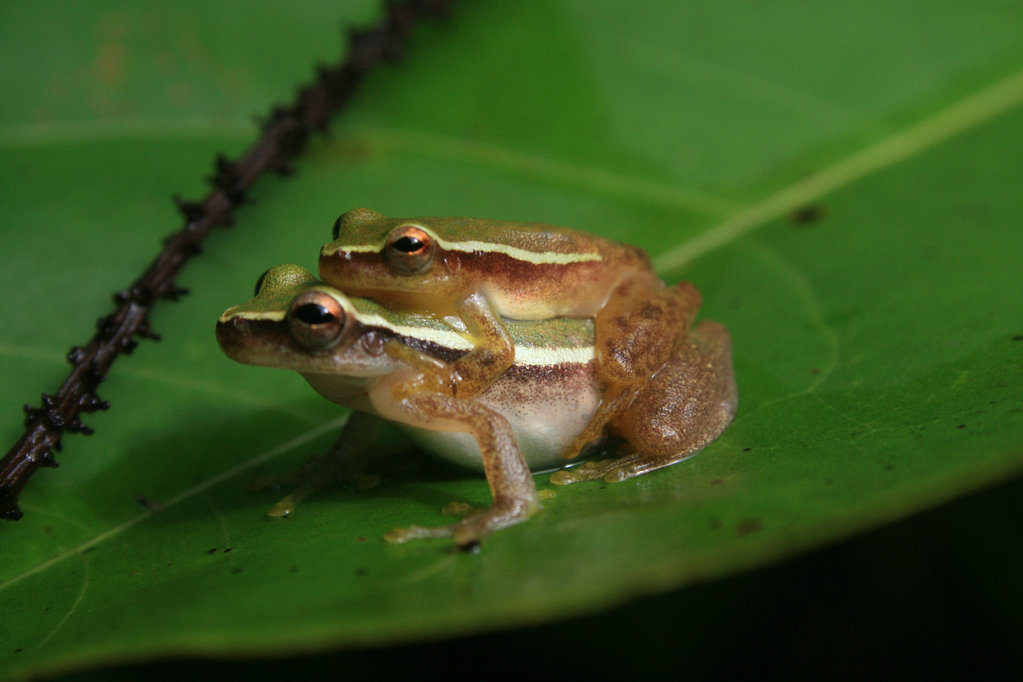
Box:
251;411;390;516
372;385;540;549
552;319;736;484
388;292;515;401
562;280;702;459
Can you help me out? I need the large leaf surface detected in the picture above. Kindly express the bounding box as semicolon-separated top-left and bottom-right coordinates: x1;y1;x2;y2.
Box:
1;1;1021;678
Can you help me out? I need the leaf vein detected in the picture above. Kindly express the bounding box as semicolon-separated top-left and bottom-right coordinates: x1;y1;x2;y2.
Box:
0;417;347;592
347;126;739;219
653;67;1023;273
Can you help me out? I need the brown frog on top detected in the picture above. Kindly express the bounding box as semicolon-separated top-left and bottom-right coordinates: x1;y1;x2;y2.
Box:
319;209;713;460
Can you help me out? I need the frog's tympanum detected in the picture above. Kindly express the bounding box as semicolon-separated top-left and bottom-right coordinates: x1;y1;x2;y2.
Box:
320;209;710;458
217;261;736;548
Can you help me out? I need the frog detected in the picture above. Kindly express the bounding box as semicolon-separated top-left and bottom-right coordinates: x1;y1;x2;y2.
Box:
318;208;702;460
216;264;737;548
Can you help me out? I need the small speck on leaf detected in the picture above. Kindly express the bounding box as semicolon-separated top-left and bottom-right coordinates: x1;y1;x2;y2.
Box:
736;519;763;536
790;204;826;225
135;495;163;512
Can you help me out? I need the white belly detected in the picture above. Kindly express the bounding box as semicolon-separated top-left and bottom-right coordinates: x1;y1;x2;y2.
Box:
393;364;601;472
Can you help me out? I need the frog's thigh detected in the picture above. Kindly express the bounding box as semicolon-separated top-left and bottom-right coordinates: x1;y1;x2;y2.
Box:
556;320;736;484
617;317;736;450
561;281;701;459
594;280;701;383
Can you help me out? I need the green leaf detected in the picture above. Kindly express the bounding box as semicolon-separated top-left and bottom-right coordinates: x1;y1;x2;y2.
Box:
2;0;1021;678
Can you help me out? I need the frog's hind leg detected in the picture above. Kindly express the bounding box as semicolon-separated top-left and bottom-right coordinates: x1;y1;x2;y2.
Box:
551;319;736;485
561;280;702;460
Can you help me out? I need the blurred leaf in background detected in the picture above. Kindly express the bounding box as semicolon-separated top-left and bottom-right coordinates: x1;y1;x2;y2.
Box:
1;1;1021;678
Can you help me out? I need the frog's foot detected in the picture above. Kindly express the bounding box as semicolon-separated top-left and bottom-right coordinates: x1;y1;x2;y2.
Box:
441;501;474;516
252;412;390;517
550;451;697;485
260;470;383;518
383;498;540;550
250;452;345;517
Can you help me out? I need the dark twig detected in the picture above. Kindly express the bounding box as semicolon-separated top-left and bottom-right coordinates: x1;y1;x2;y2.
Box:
0;0;453;521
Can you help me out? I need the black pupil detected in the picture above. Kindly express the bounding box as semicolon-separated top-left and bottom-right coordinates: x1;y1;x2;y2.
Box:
332;216;343;240
295;303;336;326
392;236;423;253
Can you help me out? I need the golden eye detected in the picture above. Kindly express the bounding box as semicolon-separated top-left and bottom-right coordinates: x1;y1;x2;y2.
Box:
287;291;345;350
385;225;435;275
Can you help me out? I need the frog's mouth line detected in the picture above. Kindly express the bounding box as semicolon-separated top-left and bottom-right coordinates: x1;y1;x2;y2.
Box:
216;315;394;377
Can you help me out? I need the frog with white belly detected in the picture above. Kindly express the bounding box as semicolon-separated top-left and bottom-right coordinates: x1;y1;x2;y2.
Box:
319;209;707;459
217;263;737;548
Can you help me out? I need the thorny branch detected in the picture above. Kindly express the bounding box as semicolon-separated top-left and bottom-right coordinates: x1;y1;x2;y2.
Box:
0;0;454;521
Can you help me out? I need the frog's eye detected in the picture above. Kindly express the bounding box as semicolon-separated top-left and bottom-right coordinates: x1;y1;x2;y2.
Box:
253;268;271;296
288;291;346;350
385;225;435;275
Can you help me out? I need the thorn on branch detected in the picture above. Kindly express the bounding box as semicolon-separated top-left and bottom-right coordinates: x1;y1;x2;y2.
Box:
209;155;248;204
83;364;105;387
23;395;67;430
159;284;189;302
136;321;162;341
67;418;95;436
67;347;87;366
173;195;206;224
181;241;203;257
80;394;110;413
114;286;156;306
96;314;118;336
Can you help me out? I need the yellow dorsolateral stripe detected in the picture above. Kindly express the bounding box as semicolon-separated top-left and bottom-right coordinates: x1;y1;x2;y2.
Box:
221;294;595;367
218;308;286;323
323;224;604;266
